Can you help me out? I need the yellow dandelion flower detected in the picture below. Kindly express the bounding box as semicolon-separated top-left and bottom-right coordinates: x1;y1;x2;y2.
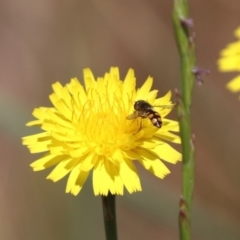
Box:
218;26;240;93
22;67;181;196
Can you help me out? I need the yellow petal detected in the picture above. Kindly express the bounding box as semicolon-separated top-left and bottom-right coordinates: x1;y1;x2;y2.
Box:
45;109;72;129
22;132;50;145
154;132;181;143
92;159;109;196
52;82;64;97
83;68;96;90
122;149;141;160
67;78;87;107
226;75;240;92
49;94;72;119
138;159;170;179
49;146;65;155
146;90;158;104
31;107;50;121
80;152;98;171
140;141;159;149
234;27;240;37
220;42;240;57
66;165;89;196
122;69;136;108
26;120;42;126
30;154;65;171
69;147;89;158
111;148;124;163
154;91;172;105
218;53;240;71
47;157;76;182
105;161;123;195
162;119;179;132
93;159;123;196
52;82;72;109
109;67;120;81
151;143;182;163
28;140;51;153
135;148;157;161
119;159;142;193
136;76;153;100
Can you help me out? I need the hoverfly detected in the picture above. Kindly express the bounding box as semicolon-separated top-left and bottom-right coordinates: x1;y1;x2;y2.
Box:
126;100;172;130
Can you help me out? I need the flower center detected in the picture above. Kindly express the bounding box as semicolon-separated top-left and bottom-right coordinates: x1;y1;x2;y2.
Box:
79;95;127;156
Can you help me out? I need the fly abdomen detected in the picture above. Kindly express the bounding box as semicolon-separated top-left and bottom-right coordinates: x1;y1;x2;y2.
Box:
147;111;162;128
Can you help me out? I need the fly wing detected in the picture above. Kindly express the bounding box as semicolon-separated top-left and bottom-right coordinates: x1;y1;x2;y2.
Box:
126;111;140;120
154;104;174;109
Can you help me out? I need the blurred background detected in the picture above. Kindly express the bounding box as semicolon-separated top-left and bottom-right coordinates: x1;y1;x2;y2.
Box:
1;0;240;239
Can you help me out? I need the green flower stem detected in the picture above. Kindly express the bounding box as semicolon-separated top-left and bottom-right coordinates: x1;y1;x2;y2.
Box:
101;194;118;240
173;0;196;240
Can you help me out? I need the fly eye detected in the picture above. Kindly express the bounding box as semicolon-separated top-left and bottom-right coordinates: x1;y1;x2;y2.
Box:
134;101;139;109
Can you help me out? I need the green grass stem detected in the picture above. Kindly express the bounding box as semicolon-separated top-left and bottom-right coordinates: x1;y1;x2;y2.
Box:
101;194;118;240
172;0;196;239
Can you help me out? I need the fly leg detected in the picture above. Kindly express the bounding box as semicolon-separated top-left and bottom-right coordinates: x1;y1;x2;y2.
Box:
134;118;144;134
